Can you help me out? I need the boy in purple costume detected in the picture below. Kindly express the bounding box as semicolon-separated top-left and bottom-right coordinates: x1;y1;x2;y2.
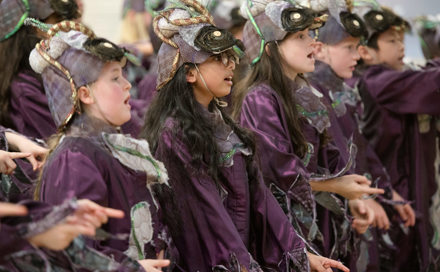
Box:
352;1;440;271
31;20;170;271
308;1;415;270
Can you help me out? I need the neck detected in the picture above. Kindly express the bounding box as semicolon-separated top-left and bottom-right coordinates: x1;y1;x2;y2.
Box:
284;69;298;81
193;88;213;108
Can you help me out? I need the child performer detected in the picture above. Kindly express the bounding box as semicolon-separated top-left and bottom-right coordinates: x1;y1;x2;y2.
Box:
352;1;440;271
0;0;81;139
141;0;348;271
0;199;133;271
30;21;170;271
232;0;382;266
308;1;415;270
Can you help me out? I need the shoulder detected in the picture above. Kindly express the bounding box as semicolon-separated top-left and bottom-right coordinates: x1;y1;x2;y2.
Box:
246;83;278;99
10;70;43;95
47;136;111;168
242;83;281;111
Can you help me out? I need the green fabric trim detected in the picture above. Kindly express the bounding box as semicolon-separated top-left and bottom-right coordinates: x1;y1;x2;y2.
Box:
245;0;266;65
296;104;328;118
1;0;30;41
331;99;341;109
220;143;244;163
103;134;162;179
130;202;148;260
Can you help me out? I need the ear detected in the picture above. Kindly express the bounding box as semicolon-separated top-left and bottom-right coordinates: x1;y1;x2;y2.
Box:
186;66;197;83
313;41;326;61
77;86;94;105
264;43;271;56
357;45;373;62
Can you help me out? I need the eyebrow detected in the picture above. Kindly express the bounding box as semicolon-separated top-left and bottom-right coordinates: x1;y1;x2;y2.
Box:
110;67;121;73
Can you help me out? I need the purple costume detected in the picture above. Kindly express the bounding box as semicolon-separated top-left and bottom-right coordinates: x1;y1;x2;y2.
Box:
154;106;309;271
356;62;440;271
0;198;145;272
9;69;55;139
40;114;167;263
239;80;358;264
308;61;396;272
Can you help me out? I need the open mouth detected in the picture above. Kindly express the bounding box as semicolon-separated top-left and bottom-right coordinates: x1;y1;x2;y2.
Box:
307;52;314;60
124;95;130;105
224;75;233;84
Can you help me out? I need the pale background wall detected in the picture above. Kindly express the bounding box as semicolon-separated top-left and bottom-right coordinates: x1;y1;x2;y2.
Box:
81;0;440;60
81;0;124;42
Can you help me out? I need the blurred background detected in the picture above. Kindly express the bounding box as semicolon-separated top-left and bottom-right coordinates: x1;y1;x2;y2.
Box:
81;0;440;62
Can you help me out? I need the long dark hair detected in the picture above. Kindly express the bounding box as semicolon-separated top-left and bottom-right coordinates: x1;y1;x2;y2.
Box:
141;64;256;182
0;27;40;129
232;41;308;158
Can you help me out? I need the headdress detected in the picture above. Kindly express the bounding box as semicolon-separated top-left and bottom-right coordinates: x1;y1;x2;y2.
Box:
28;20;137;130
414;14;440;59
0;0;79;41
317;0;367;44
240;0;328;65
351;0;410;43
208;0;247;30
153;0;244;89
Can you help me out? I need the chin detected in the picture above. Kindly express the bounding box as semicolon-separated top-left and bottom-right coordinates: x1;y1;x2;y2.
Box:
339;71;353;79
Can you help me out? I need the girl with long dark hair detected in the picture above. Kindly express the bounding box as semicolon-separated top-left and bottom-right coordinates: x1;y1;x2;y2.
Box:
141;0;348;271
232;0;384;266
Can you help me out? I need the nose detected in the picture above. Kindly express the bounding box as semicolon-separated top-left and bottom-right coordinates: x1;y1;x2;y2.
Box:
123;76;132;91
353;49;361;61
227;58;236;70
399;41;405;52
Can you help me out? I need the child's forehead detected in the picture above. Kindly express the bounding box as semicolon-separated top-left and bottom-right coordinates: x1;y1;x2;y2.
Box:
379;28;404;39
335;36;361;45
101;61;125;74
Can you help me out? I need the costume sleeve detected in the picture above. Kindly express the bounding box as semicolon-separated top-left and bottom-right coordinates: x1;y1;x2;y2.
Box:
363;65;440;115
9;77;56;139
40;147;131;263
239;87;314;212
247;160;309;271
0;200;146;272
155;128;263;271
0;200;73;262
0;224;31;260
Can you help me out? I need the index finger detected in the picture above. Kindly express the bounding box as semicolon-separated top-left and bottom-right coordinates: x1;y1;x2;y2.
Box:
323;259;350;272
8;152;31;159
0;203;28;217
103;207;125;218
363;187;385;195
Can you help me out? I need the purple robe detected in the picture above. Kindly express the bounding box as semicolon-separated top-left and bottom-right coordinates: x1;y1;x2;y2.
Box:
238;83;319;246
0;199;145;271
309;62;393;194
238;81;357;264
40;115;166;264
9;70;56;139
308;61;397;272
154;107;308;271
356;63;440;271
